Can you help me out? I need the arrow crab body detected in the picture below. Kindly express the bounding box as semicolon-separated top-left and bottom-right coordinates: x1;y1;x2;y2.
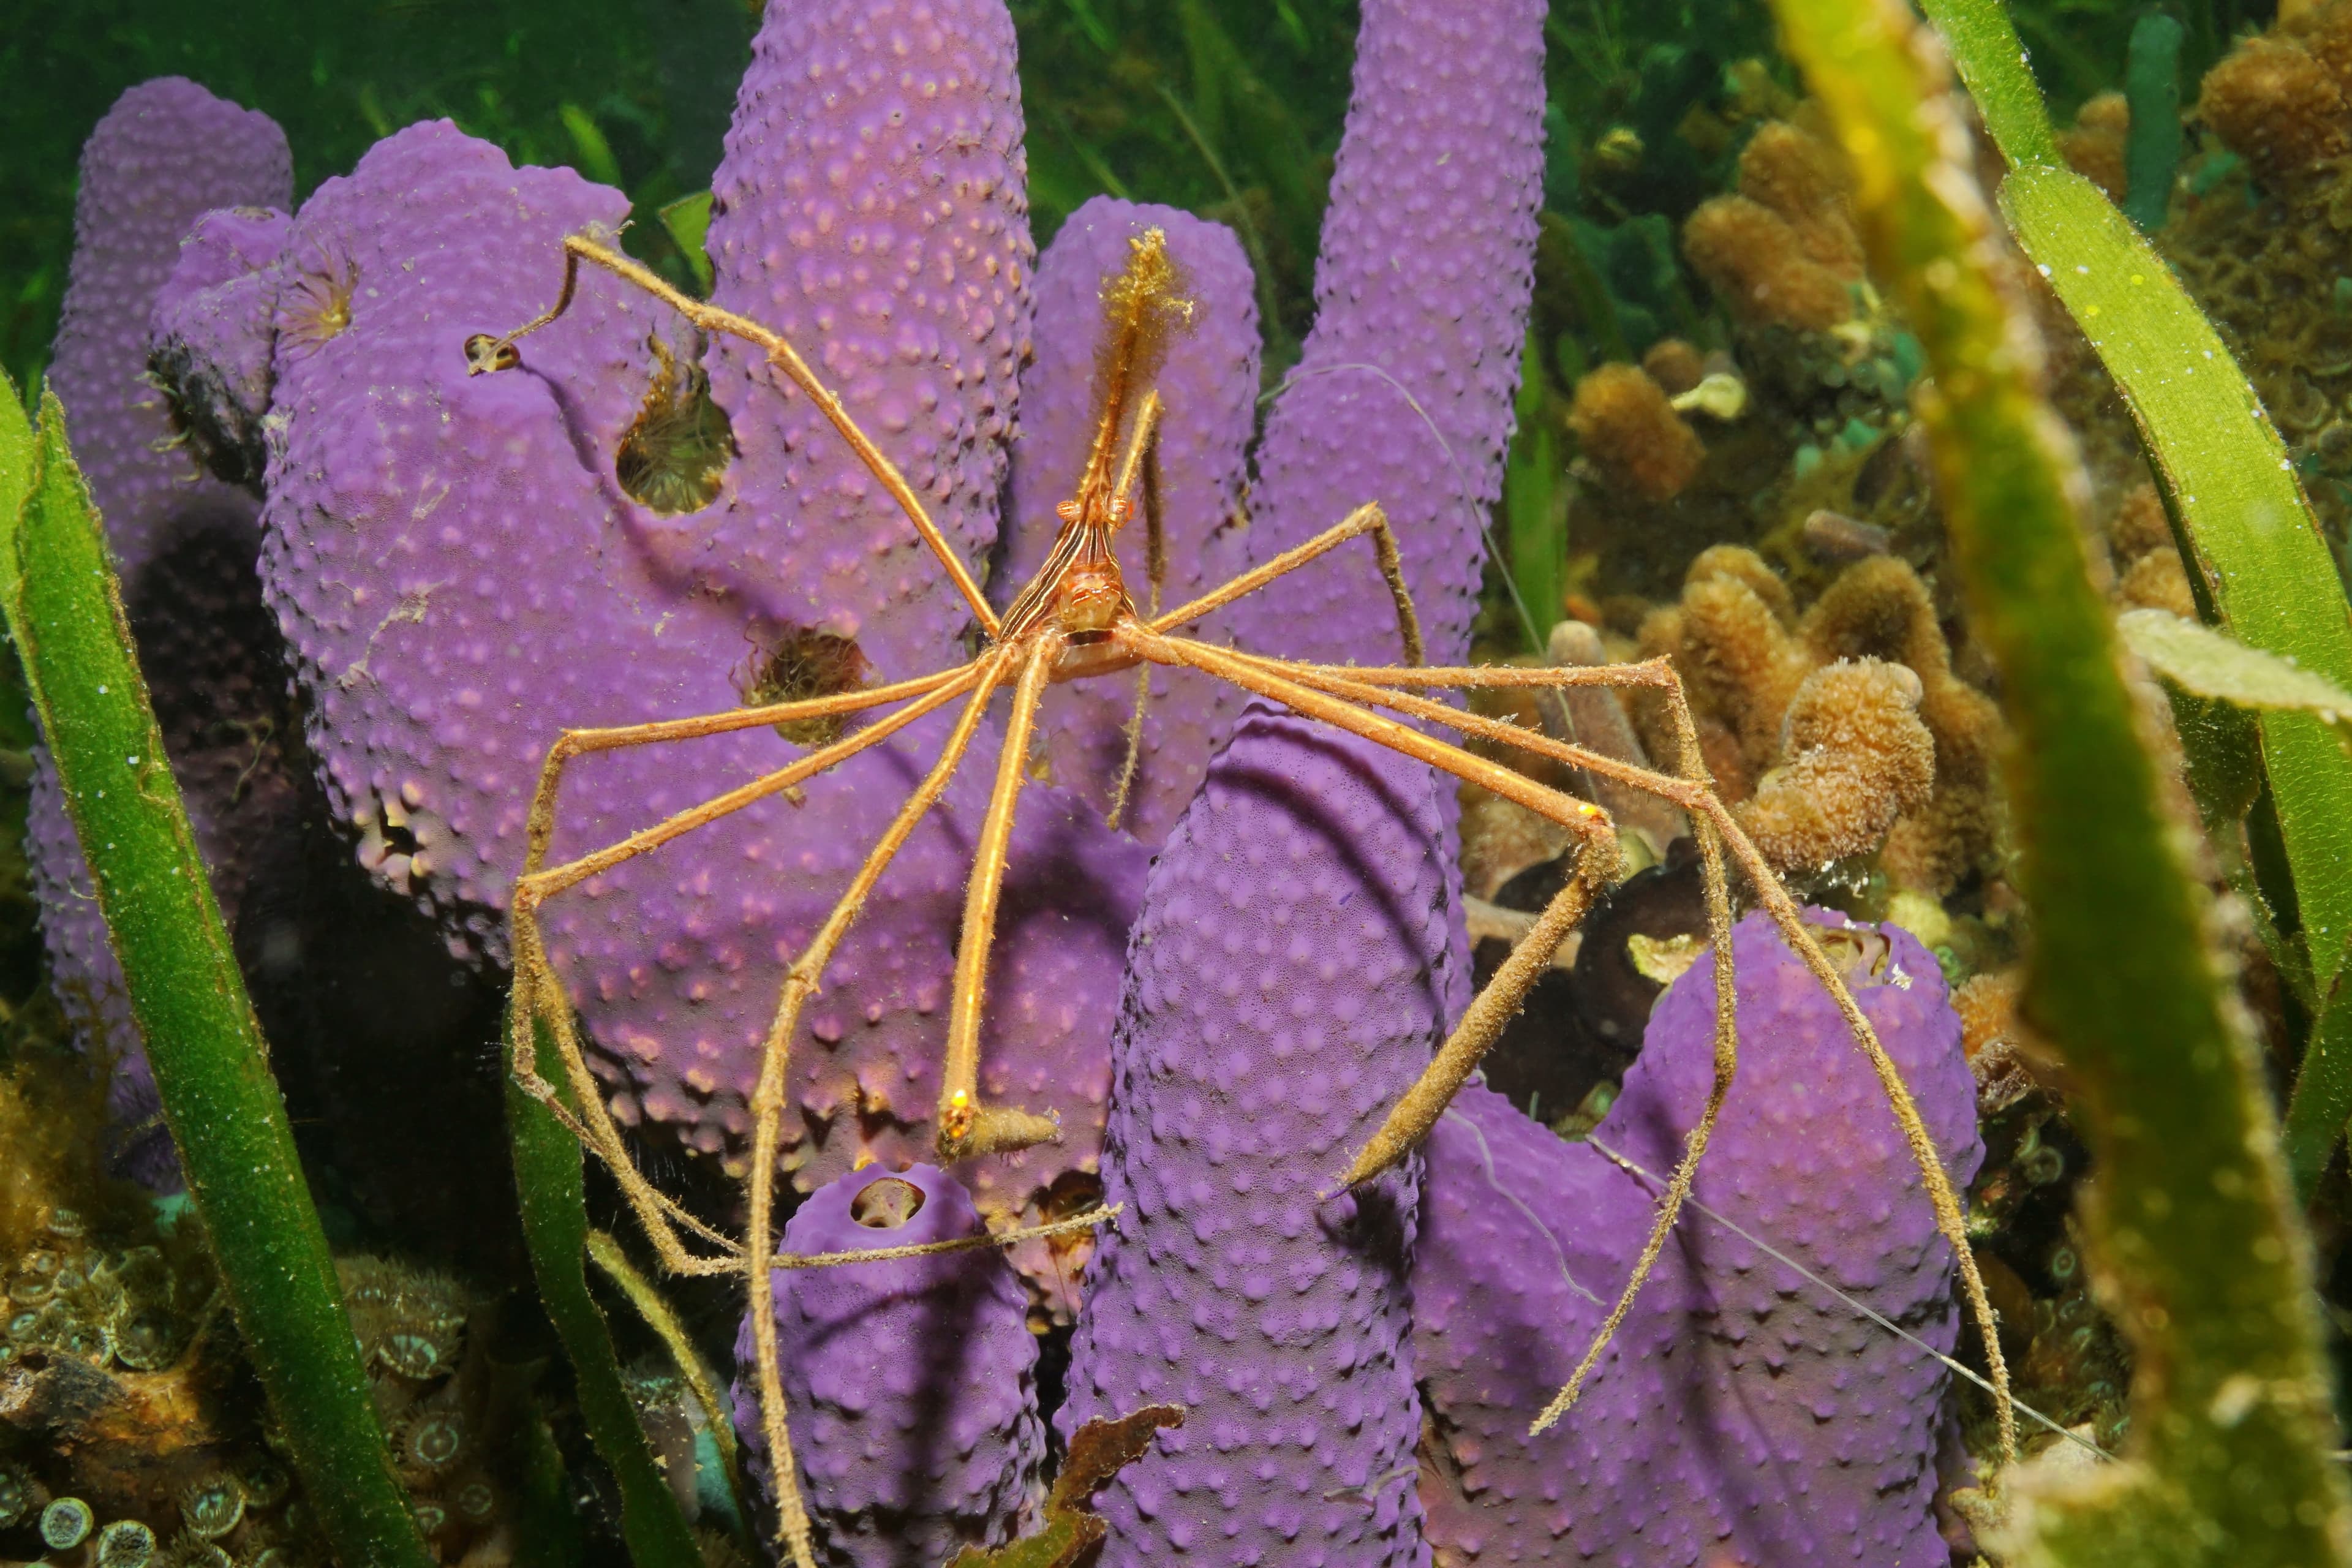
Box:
469;227;2010;1565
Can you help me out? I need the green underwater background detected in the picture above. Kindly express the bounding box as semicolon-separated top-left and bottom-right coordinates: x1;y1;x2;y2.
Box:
13;0;2352;1563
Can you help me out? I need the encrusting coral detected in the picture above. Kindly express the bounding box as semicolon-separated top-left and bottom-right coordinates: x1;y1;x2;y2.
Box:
735;1164;1043;1566
29;77;294;1186
1414;911;1980;1566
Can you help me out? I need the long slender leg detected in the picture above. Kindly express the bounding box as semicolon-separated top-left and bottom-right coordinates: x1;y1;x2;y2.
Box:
1143;630;2022;1466
507;668;985;1276
1183;646;2015;1461
939;636;1063;1159
469;235;1001;639
1148;501;1424;666
742;650;1012;1568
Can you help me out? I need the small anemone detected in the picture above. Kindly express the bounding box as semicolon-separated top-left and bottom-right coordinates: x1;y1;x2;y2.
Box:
0;1461;31;1528
178;1474;245;1539
451;1476;497;1523
158;1535;233;1568
376;1327;454;1381
233;1457;292;1510
113;1308;179;1371
615;334;736;515
96;1520;158;1568
40;1497;94;1551
401;1408;468;1472
280;251;360;356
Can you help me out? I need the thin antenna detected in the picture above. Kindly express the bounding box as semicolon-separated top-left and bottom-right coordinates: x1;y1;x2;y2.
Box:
1589;1136;2108;1462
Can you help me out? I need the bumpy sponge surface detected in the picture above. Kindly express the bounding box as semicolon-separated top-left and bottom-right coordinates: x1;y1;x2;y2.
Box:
1414;911;1980;1566
1061;706;1458;1566
735;1163;1044;1565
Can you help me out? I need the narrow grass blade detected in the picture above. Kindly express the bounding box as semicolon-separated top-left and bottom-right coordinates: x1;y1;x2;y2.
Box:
1922;0;2352;1199
1768;2;2352;1560
508;1010;703;1568
0;378;433;1567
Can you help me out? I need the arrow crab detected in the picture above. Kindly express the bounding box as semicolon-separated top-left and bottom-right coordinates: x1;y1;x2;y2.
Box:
465;221;2013;1561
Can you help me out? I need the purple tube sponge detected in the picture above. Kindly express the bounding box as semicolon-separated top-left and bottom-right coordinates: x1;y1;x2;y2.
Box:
734;1163;1044;1564
29;79;292;1181
699;0;1032;683
248;60;1140;1227
149;204;293;489
997;198;1259;847
1412;912;1981;1566
1225;0;1547;672
1058;707;1456;1567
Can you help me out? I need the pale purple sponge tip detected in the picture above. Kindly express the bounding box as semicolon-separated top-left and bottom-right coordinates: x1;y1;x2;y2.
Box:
1060;707;1457;1567
998;198;1258;848
734;1163;1044;1564
702;0;1032;683
1227;0;1547;673
1413;911;1981;1566
48;77;291;574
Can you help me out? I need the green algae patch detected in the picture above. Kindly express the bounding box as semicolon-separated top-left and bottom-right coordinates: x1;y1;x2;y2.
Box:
0;375;434;1568
1771;1;2352;1562
1924;0;2352;1202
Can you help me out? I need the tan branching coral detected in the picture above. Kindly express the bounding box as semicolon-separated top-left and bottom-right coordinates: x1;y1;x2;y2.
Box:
1630;548;2002;889
1568;362;1705;502
1683;115;1863;332
2196;32;2350;182
1735;658;1936;870
1639;546;1813;794
1802;555;2005;892
2060;91;2133;202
